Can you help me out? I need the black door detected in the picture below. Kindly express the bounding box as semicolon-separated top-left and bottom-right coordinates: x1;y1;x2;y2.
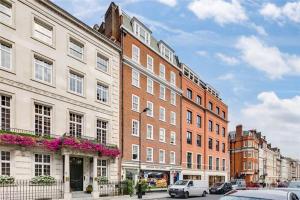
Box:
70;157;83;191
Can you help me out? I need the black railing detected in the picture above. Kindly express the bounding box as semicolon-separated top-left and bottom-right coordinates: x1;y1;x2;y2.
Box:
98;181;128;197
0;180;64;200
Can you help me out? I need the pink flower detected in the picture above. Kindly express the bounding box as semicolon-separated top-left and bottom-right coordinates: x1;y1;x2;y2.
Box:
0;134;36;147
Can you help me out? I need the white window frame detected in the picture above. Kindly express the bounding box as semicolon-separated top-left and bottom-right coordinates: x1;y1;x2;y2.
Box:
133;22;150;45
131;94;140;112
170;151;175;165
34;55;53;85
170;91;176;106
146;147;153;162
96;53;109;73
159;128;166;143
0;95;11;130
69;112;83;138
159;149;165;164
132;119;139;137
0;40;12;71
97;159;108;177
96;119;108;144
170;111;176;125
0;151;10;175
147;55;153;72
147;78;154;94
132;69;140;87
132;44;140;63
170;71;176;85
34;154;51;176
97;82;109;104
146;101;153;117
146;124;153;140
34;103;51;137
159;64;165;79
68;71;84;96
209;156;213;170
170;131;176;145
132;144;139;161
159;106;165;122
187;152;193;169
33;17;54;46
0;0;13;26
68;37;84;61
159;85;166;100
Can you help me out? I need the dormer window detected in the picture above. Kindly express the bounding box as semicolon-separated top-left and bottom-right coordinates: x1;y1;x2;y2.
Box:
160;43;174;63
133;21;150;45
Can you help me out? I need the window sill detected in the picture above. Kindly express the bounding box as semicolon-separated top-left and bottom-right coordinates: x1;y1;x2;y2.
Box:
132;134;140;138
0;21;16;30
95;66;110;76
0;67;15;75
31;78;56;88
31;36;55;50
132;84;141;89
67;90;86;98
95;99;111;107
159;141;166;143
146;138;154;141
67;53;86;64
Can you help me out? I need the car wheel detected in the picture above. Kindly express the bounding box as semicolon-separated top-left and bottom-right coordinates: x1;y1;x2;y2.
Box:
184;191;189;199
202;191;207;197
170;195;175;198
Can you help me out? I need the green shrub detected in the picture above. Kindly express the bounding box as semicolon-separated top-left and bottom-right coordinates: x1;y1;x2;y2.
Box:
122;179;134;196
0;175;15;184
86;185;93;193
95;176;108;184
31;176;56;185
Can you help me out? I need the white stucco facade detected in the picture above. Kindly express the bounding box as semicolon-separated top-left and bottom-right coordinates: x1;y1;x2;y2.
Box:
0;0;120;198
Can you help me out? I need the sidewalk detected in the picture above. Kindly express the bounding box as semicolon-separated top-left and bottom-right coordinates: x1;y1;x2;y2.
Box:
99;192;169;200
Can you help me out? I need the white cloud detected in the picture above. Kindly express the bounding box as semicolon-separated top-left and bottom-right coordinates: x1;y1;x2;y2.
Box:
236;36;300;79
241;91;300;159
216;53;239;65
260;2;300;23
250;23;268;36
157;0;177;7
196;50;208;56
188;0;248;25
217;73;235;80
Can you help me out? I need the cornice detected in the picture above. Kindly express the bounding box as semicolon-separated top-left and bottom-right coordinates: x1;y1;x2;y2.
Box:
123;56;183;95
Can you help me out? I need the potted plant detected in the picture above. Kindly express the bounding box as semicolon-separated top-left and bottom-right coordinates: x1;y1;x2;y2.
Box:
31;175;56;185
0;175;15;185
86;185;93;193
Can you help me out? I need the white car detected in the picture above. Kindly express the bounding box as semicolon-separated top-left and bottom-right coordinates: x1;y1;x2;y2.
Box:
231;179;246;190
168;180;208;198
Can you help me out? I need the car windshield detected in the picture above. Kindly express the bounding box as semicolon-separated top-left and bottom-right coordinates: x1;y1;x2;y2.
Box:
289;182;300;188
231;181;237;185
213;182;224;187
174;180;188;185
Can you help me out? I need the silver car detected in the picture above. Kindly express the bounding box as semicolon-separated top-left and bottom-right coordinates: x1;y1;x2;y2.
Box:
220;190;299;200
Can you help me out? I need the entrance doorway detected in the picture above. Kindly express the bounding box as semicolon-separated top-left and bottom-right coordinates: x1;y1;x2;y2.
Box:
70;157;83;191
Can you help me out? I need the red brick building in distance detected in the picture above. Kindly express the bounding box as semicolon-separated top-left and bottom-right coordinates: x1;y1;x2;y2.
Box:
181;64;229;186
229;125;259;184
99;3;182;186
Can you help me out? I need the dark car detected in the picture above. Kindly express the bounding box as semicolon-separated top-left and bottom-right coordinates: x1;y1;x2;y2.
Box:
209;182;232;194
220;189;299;200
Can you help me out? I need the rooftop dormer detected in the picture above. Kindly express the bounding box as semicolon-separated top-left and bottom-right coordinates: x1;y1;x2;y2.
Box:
158;40;174;63
131;17;151;46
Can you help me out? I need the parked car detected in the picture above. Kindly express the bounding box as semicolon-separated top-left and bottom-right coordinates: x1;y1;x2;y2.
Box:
209;182;232;194
276;181;300;198
220;189;299;200
168;180;208;198
231;179;246;190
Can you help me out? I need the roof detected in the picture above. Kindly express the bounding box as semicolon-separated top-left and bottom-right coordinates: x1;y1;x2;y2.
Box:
122;12;180;68
227;190;290;200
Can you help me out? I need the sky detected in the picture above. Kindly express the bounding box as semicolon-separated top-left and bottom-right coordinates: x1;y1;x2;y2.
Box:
52;0;300;159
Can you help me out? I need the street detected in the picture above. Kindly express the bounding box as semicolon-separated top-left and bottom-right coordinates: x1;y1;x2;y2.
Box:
159;194;222;200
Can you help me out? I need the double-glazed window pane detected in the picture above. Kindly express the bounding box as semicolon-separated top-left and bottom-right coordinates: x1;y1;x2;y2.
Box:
0;42;11;70
35;104;51;136
1;151;10;176
97;83;108;103
69;38;84;60
0;95;10;131
97;120;108;144
69;72;83;95
34;154;50;176
69;113;82;138
34;19;53;45
34;57;52;83
97;54;108;72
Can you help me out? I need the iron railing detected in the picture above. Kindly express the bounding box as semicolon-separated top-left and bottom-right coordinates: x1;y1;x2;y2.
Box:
98;181;128;197
0;180;64;200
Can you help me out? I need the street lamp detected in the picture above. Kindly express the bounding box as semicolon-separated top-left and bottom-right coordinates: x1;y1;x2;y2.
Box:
138;107;150;199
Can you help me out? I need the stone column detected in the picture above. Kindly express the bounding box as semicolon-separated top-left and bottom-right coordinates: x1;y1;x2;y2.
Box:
64;154;71;200
92;156;99;199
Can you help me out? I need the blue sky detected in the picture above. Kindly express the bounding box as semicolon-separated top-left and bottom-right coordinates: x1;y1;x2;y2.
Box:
53;0;300;159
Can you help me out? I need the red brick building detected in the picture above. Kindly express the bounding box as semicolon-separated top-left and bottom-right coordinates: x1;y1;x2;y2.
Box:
181;64;229;186
229;125;259;184
99;3;182;186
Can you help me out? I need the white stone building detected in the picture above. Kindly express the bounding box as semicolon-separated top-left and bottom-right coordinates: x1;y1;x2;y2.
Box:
0;0;120;199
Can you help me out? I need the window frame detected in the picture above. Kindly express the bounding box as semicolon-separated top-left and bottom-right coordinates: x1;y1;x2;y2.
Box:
33;54;54;85
96;82;109;104
0;0;15;28
159;149;165;164
170;131;176;145
68;36;85;62
159;106;166;122
170;91;176;106
96;53;109;73
132;44;140;63
170;71;176;86
96;119;108;144
159;128;166;143
69;112;84;138
34;103;52;137
34;153;51;176
159;64;166;79
0;38;13;72
146;101;154;117
68;70;84;96
97;159;108;177
170;111;176;125
197;154;202;169
0;151;10;176
131;69;140;88
132;144;139;161
131;119;139;137
187;131;192;144
146;78;154;94
159;84;166;100
146;147;153;162
146;124;153;140
187;152;192;169
131;94;140;112
32;16;54;47
0;94;11;131
170;151;175;165
146;55;153;72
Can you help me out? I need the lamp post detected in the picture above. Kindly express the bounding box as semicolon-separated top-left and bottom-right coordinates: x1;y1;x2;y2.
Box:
138;107;150;199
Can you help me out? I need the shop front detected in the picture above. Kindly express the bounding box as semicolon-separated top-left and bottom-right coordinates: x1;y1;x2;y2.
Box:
182;169;204;181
